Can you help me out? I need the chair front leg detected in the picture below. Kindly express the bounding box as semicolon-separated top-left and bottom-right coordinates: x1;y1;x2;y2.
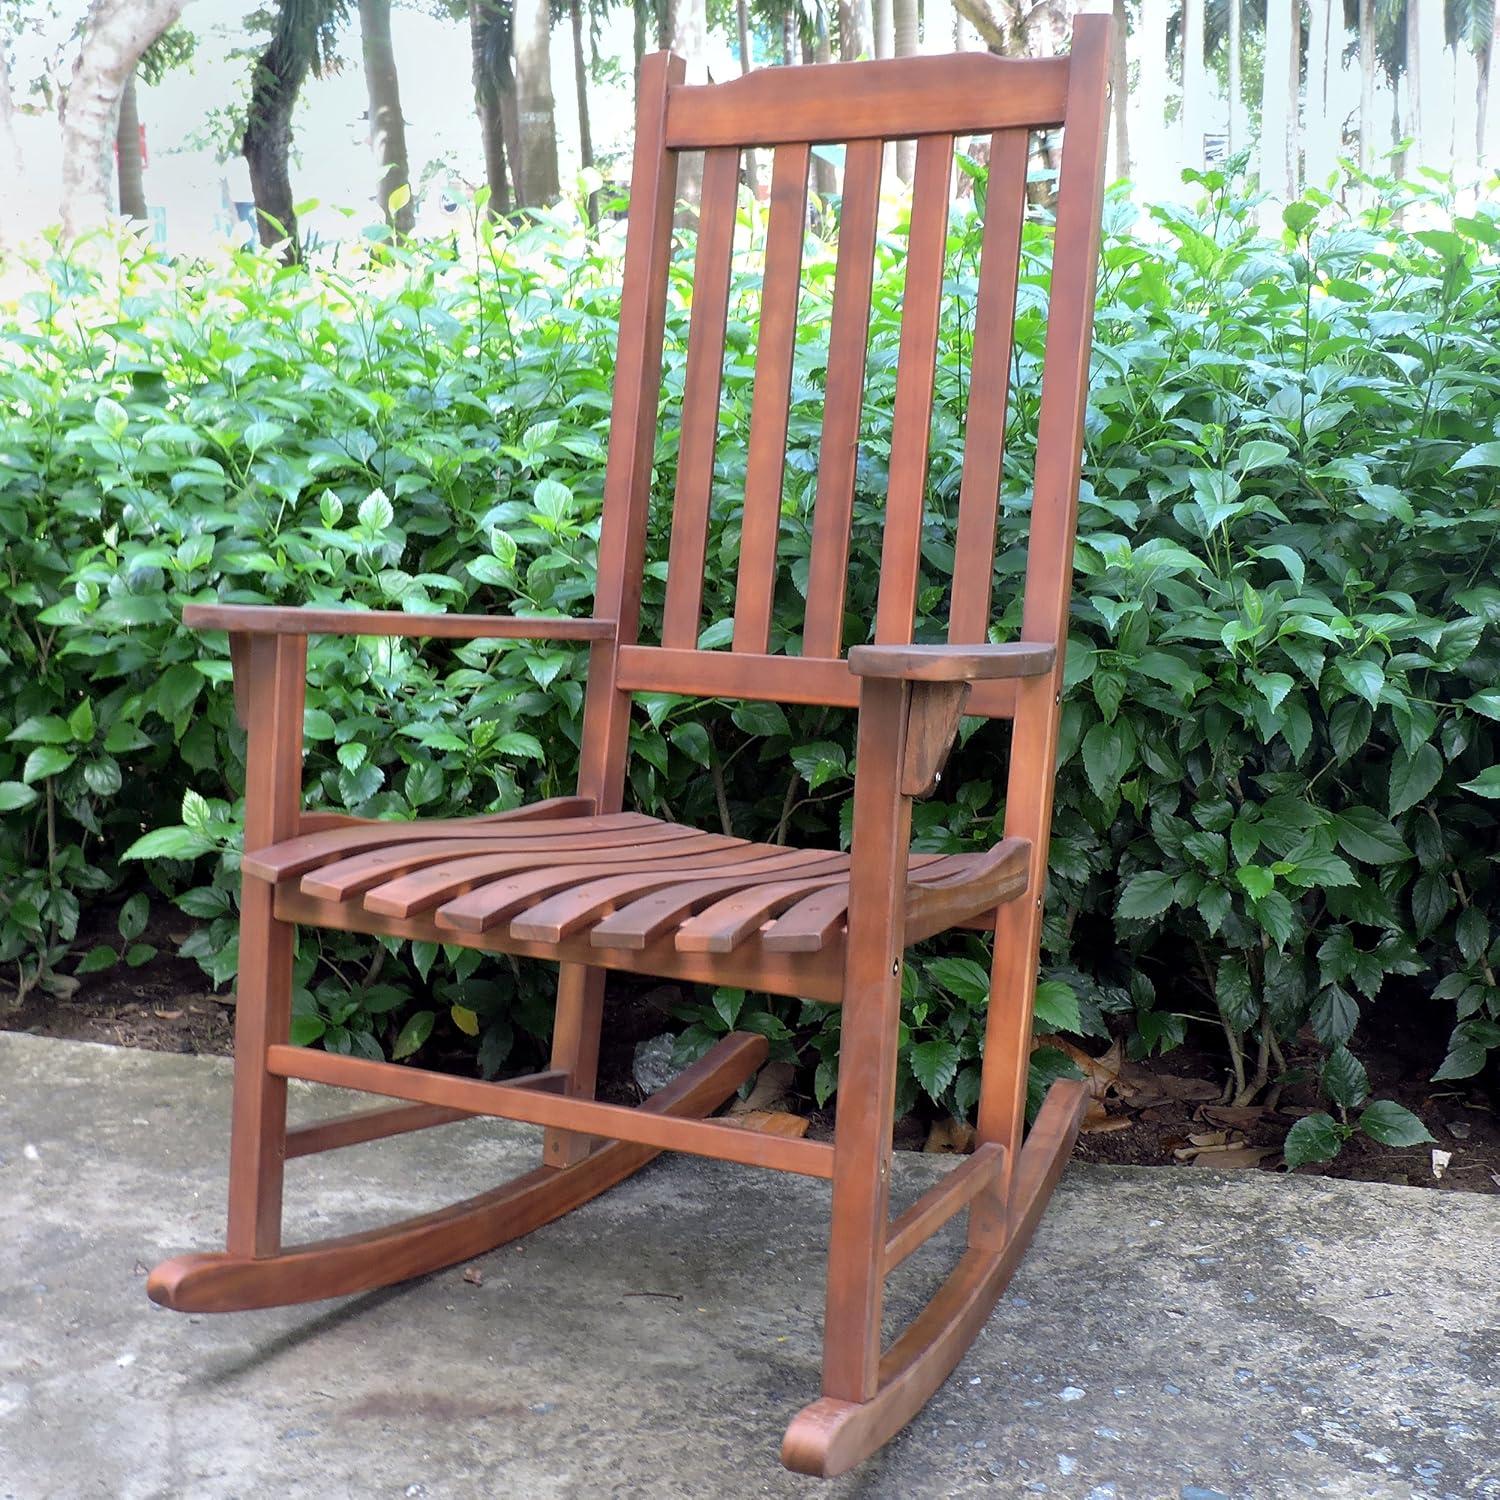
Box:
821;675;913;1403
225;633;306;1258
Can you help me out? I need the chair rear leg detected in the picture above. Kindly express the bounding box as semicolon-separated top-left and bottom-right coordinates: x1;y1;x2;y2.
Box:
543;962;607;1168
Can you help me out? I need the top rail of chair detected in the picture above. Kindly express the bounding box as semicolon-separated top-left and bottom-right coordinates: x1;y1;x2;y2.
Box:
662;49;1082;151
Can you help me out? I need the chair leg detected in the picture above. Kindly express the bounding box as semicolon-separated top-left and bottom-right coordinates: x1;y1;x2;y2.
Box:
543;962;607;1168
225;883;295;1257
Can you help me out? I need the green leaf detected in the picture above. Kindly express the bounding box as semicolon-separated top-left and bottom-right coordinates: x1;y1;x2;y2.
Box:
731;701;789;738
1116;870;1176;921
125;943;157;968
392;1009;435;1060
118;892;149;942
1321;1045;1370;1108
22;746;75;782
1335;656;1385;708
7;711;73;741
76;944;118;974
926;956;991;1005
790;740;846;791
909;1038;961;1101
1455;907;1488;965
0;780;39;812
1358;1099;1435;1147
1459;767;1500;799
290;1015;327;1046
1032;980;1082;1034
67;700;95;742
1235;865;1275;900
1310;984;1358;1046
1464;689;1500;721
1432;1040;1488;1080
1451;441;1500;471
1215;956;1257;1032
156;663;204;722
1389;743;1441;816
1334;807;1410;865
1284;1113;1344;1168
121;827;216;861
670;722;712;767
1082;719;1134;797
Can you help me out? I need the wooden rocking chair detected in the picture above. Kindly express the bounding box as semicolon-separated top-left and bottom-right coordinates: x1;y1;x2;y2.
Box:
148;17;1112;1477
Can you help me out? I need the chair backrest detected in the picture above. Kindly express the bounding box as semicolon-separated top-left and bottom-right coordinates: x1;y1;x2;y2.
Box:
579;19;1112;808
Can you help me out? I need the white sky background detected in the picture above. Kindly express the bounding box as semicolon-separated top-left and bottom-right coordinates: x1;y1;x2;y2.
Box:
4;2;1490;252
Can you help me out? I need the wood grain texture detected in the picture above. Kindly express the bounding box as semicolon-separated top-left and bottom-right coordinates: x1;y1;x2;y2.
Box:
185;604;613;639
848;642;1056;681
147;1033;770;1313
664;53;1071;148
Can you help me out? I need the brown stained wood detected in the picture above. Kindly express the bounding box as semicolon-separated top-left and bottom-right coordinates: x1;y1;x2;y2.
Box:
781;1079;1090;1477
284;1070;567;1159
266;1042;835;1178
903;838;1031;944
733;143;812;652
821;674;911;1403
800;137;883;660
617;645;859;705
664;53;1071;148
152;22;1115;1479
673;873;852;953
276;883;848;1003
300;829;739;904
587;854;850;948
508;848;851;943
975;15;1111;1221
184;604;614;640
882;1141;1004;1272
245;811;656;882
228;633;252;728
148;1031;769;1313
873;132;954;647
660;145;743;649
225;632;305;1259
848;642;1056;682
950;128;1030;645
900;681;969;798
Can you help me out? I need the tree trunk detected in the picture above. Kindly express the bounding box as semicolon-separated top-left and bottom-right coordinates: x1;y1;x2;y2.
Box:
243;6;314;258
0;50;27;248
359;0;414;232
893;0;919;182
1179;0;1205;174
669;0;709;209
1404;0;1423;172
736;0;761;196
513;0;560;205
873;0;893;56
570;0;599;218
1481;0;1500;164
783;12;797;65
60;0;186;238
633;0;649;75
811;15;838;199
1304;0;1339;189
1358;0;1376;172
469;0;512;217
1260;0;1298;201
840;0;874;60
1228;0;1243;156
1109;0;1129;182
116;68;147;220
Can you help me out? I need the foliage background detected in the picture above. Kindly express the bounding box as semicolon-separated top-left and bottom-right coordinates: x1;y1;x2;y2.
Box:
2;162;1497;1163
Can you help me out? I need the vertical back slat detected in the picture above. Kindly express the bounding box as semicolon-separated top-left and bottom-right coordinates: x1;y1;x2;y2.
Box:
948;128;1029;644
576;52;685;806
872;132;955;644
732;143;812;652
660;146;744;649
799;138;884;660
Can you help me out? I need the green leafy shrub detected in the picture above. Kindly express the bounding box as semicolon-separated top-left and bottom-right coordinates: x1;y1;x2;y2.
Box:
1;163;1496;1163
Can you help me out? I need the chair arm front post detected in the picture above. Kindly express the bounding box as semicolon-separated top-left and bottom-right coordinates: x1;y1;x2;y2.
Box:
224;630;307;1257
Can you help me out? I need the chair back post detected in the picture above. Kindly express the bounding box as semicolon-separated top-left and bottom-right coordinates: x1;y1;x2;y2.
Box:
577;50;686;812
974;11;1113;1214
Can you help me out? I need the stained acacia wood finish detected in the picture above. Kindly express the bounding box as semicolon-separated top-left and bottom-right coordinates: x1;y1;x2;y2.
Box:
151;19;1112;1479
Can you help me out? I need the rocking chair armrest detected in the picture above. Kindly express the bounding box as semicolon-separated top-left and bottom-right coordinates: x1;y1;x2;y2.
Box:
182;603;616;643
846;642;1056;683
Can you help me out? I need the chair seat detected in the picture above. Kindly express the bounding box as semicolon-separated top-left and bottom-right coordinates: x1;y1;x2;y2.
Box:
247;808;1031;965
